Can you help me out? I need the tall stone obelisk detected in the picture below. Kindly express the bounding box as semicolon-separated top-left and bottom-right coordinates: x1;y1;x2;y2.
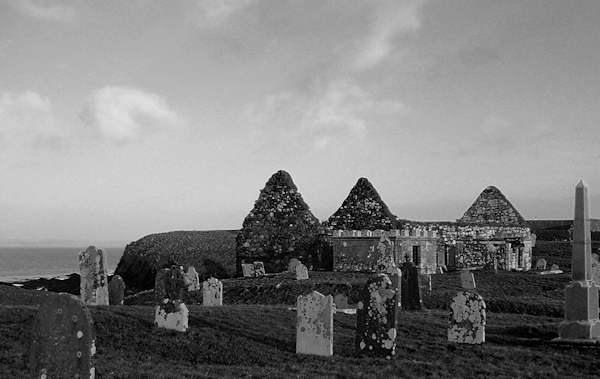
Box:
555;180;600;342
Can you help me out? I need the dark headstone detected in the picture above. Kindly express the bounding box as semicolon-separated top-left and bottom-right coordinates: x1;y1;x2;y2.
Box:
108;275;126;305
401;261;422;310
30;293;95;378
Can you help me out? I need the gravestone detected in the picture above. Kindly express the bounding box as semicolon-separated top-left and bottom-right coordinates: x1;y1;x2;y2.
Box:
551;263;560;271
30;293;95;378
592;254;600;285
288;258;301;273
296;291;334;356
401;261;422;310
333;293;349;310
154;266;189;332
185;266;201;291
448;289;486;344
355;273;399;359
203;277;223;306
536;258;547;271
460;271;476;290
241;263;254;277
420;273;432;293
253;261;266;276
555;180;600;342
295;263;309;280
108;275;126;305
79;246;109;306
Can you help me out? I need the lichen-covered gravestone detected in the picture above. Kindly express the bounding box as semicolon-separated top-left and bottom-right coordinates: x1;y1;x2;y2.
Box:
202;277;223;306
401;260;421;310
288;258;301;273
154;266;189;332
253;261;266;276
185;266;201;291
30;293;96;378
296;291;333;356
108;275;126;305
355;273;399;359
295;263;309;280
448;271;486;344
79;246;109;306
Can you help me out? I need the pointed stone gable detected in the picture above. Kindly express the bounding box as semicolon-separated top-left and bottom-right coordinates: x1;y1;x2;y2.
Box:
325;177;398;230
236;170;320;275
458;186;527;226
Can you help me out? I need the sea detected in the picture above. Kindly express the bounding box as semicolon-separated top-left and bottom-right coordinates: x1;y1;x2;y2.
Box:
0;241;127;282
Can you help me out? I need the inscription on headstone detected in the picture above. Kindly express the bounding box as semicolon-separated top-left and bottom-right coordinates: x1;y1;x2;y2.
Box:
355;273;398;359
30;293;96;379
296;291;333;356
202;277;223;306
79;246;109;306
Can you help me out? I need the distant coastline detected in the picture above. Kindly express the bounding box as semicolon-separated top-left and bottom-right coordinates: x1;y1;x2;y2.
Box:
0;239;130;248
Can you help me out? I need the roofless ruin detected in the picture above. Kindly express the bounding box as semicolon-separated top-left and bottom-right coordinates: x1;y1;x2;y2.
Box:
236;171;534;275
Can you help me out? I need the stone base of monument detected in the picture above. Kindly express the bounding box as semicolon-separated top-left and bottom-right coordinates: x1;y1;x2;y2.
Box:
155;302;189;332
552;319;600;344
538;270;563;275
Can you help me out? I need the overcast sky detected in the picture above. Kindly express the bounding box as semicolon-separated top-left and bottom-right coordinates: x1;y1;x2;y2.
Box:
1;0;599;242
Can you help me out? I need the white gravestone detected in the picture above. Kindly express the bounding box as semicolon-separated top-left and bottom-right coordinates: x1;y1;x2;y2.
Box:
155;302;189;332
241;264;254;277
288;258;301;273
203;277;223;306
448;271;486;344
79;246;109;306
296;291;334;356
536;258;547;271
185;266;201;291
295;263;309;280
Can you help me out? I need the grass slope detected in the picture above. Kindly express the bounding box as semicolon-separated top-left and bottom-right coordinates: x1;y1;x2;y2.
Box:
1;269;598;378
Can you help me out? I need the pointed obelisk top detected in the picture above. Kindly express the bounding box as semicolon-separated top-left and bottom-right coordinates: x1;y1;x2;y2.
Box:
572;180;591;281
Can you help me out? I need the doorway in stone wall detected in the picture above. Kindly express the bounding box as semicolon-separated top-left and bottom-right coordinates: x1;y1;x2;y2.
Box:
446;245;456;269
412;245;421;266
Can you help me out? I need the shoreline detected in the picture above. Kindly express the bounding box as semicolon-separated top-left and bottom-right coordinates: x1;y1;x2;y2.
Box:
0;271;116;295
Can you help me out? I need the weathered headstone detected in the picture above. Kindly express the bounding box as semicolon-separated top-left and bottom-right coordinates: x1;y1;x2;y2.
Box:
295;263;309;280
253;261;266;276
555;180;600;342
108;275;126;305
154;266;189;332
535;258;547;271
333;293;349;310
296;291;334;356
185;266;201;291
79;246;109;306
551;263;560;271
288;258;301;273
401;261;421;310
30;293;95;378
241;263;254;277
460;271;476;290
355;273;399;359
202;277;223;306
448;290;486;344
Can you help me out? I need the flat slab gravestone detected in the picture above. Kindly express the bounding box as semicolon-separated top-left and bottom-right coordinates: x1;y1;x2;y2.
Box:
295;263;309;280
355;273;399;359
203;277;223;306
185;266;201;291
30;293;96;379
288;258;301;273
79;246;109;306
296;291;334;356
108;275;126;305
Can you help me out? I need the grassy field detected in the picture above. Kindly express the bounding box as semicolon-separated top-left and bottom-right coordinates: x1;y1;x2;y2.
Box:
1;241;599;378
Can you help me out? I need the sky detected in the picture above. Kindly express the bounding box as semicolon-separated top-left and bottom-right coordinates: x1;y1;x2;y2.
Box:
1;0;600;242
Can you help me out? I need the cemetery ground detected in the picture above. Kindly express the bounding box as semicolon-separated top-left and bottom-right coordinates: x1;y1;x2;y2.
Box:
0;242;598;378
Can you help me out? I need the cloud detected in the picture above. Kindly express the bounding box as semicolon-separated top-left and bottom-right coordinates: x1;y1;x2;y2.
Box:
7;0;76;23
185;0;255;28
85;86;181;141
247;80;406;150
353;0;427;71
0;91;67;153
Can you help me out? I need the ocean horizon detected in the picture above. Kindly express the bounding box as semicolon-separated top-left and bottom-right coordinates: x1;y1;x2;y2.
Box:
0;241;127;282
